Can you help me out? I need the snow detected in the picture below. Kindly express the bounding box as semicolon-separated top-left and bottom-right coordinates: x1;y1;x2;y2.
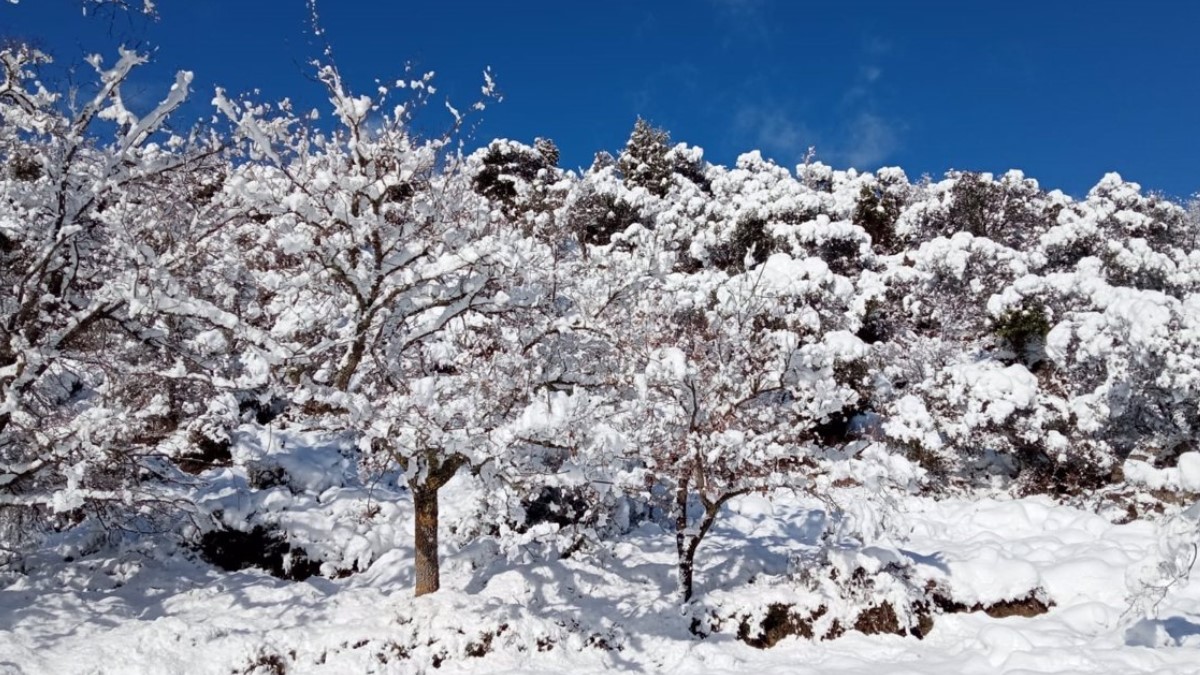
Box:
1181;454;1200;493
4;482;1200;675
1124;453;1200;493
947;362;1038;424
4;29;1200;675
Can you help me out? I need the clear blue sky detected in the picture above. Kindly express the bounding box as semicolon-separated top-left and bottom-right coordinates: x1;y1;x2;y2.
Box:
5;0;1198;198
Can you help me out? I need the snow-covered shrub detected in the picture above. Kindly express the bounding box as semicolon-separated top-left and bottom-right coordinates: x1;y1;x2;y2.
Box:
565;164;648;246
852;166;913;254
898;170;1057;251
698;513;939;646
696;152;859;273
469;137;569;240
900;232;1028;340
1040;174;1198;296
775;542;936;642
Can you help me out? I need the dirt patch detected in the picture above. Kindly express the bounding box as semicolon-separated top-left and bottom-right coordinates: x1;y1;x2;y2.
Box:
934;589;1053;619
177;431;232;474
737;600;933;648
738;603;821;648
466;624;509;658
235;649;292;675
980;594;1053;618
853;602;905;636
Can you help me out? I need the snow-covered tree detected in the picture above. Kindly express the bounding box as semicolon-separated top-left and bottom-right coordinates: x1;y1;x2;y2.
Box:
213;61;580;595
470;137;561;224
0;43;250;554
576;198;864;600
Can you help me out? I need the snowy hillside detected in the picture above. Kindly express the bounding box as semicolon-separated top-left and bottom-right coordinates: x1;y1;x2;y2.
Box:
4;4;1200;673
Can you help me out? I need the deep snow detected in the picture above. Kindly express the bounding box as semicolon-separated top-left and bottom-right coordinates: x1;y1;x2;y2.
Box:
3;482;1200;675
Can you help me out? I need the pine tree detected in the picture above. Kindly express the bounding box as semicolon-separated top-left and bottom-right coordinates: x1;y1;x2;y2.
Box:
618;117;673;197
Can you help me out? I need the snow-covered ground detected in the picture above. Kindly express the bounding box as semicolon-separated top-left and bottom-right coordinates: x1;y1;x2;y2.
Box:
4;483;1199;675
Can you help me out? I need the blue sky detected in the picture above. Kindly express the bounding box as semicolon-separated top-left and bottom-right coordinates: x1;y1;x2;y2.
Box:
5;0;1198;198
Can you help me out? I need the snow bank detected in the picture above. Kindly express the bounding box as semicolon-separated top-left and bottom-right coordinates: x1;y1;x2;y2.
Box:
5;486;1200;674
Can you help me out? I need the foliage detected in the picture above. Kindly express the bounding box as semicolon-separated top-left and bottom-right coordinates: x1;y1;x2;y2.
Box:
3;12;1199;620
0;43;239;552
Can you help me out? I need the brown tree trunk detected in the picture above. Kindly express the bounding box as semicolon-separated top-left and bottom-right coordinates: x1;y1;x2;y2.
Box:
412;484;441;597
407;452;466;597
333;330;368;392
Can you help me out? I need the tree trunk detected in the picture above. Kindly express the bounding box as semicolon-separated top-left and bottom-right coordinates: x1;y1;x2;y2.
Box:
675;478;743;604
675;478;694;603
406;452;466;597
333;329;368;391
412;484;440;597
678;554;696;604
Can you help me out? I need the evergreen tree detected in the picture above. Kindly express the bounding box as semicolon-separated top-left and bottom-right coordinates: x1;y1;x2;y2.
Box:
618;117;673;197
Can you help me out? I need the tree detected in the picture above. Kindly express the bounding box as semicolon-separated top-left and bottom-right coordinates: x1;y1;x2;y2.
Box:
0;43;245;555
852;167;911;254
470;138;558;218
214;61;573;595
590;242;863;602
618;117;673;197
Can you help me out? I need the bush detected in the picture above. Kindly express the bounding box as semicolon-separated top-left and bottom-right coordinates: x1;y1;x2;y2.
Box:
197;525;322;581
993;305;1051;365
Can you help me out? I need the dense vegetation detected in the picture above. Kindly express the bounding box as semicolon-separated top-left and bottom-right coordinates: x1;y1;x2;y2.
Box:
3;16;1199;638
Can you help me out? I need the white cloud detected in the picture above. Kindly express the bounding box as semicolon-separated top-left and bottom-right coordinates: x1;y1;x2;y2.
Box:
734;103;817;164
832;38;901;167
731;103;900;170
707;0;774;46
842;112;898;168
722;29;904;170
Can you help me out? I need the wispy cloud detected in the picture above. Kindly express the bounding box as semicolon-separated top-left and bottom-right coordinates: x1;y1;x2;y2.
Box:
863;35;892;57
707;0;775;47
720;28;904;170
733;101;817;164
831;35;902;168
733;102;898;170
842;112;898;168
